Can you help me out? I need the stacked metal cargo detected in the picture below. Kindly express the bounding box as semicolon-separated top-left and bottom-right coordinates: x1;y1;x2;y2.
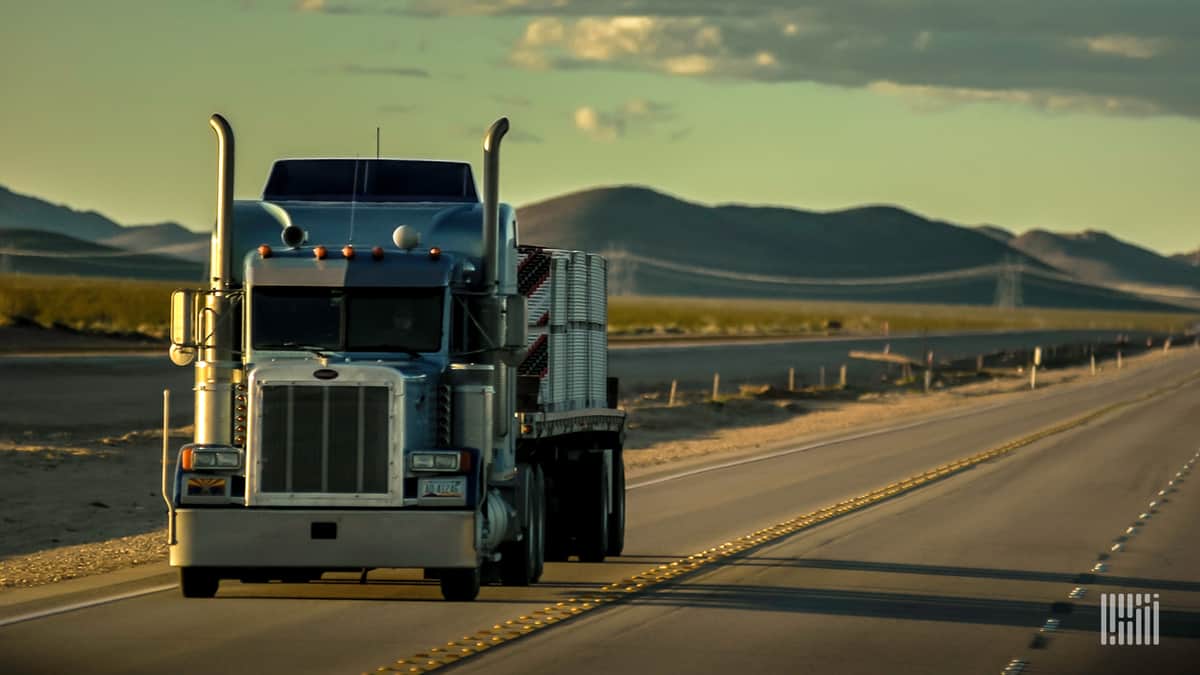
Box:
517;246;607;412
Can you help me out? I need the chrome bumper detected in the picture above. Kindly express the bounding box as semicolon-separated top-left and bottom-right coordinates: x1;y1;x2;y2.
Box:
169;508;478;569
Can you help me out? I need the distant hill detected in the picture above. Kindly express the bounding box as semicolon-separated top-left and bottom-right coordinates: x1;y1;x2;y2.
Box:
0;229;202;281
519;186;1049;278
1171;249;1200;267
976;225;1015;243
1009;230;1200;291
0;185;206;262
98;222;209;263
517;186;1183;311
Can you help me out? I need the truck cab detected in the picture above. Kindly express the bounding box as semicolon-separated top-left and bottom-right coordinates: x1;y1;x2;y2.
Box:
165;117;625;601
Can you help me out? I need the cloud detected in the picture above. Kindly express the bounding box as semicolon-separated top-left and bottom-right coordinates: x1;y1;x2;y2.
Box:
1074;35;1169;60
341;64;431;78
867;81;1162;117
392;0;1200;118
573;98;675;142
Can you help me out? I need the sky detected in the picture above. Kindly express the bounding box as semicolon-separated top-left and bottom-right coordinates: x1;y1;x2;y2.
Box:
1;0;1197;254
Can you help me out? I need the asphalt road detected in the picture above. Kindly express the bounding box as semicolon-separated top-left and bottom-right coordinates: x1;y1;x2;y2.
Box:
0;329;1153;435
2;350;1198;674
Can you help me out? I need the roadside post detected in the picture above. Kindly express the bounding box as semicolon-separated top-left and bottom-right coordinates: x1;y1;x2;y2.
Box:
668;379;677;407
820;366;826;388
1091;353;1097;376
924;369;932;393
712;372;720;401
1031;346;1042;390
839;364;847;389
1117;351;1123;369
788;367;795;392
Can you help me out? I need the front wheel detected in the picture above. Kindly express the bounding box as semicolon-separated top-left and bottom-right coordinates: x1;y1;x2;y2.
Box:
180;567;219;598
439;566;481;601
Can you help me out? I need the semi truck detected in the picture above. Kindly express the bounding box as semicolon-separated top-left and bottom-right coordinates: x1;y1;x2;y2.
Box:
163;114;626;601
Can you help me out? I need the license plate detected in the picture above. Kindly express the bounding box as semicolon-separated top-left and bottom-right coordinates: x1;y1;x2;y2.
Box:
418;477;466;499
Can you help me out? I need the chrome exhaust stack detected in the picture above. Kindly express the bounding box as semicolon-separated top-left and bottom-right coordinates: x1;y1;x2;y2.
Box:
194;113;238;446
479;118;516;483
208;114;234;290
481;117;509;291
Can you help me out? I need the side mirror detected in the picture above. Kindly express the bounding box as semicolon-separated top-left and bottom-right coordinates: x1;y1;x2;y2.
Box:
169;289;201;366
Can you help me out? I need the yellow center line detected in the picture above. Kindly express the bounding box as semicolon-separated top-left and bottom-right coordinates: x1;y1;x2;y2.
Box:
362;370;1200;674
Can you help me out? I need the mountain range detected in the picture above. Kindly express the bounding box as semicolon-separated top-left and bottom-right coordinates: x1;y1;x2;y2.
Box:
0;183;1196;310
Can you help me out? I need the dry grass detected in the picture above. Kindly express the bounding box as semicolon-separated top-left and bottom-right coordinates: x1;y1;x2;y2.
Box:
609;295;1197;337
0;273;175;337
2;275;1195;341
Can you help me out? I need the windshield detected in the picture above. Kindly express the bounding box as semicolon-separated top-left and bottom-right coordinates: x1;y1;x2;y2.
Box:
252;287;444;353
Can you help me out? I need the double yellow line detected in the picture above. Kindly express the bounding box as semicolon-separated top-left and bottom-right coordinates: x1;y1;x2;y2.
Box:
364;370;1200;674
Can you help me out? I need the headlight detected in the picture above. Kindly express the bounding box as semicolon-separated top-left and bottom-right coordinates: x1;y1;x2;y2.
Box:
181;445;243;471
409;451;461;472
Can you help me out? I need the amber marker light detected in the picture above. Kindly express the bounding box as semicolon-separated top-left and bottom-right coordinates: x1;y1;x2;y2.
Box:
257;244;272;258
371;246;384;260
181;447;195;471
342;245;356;259
314;245;327;260
429;246;442;260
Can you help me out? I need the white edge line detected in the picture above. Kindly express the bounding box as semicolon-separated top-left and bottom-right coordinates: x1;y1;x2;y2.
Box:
0;583;177;628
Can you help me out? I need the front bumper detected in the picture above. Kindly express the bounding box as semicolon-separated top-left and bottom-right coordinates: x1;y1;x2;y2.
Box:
169;508;477;569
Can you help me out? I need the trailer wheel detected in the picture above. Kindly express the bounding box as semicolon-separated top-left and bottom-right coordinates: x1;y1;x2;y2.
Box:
606;450;626;557
440;566;481;601
577;456;609;563
180;568;219;598
532;465;546;582
544;470;570;563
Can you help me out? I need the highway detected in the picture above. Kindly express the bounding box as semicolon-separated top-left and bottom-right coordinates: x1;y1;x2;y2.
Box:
0;328;1153;435
2;350;1198;673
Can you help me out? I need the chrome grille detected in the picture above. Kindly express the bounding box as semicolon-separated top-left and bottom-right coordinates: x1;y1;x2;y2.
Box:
258;384;390;494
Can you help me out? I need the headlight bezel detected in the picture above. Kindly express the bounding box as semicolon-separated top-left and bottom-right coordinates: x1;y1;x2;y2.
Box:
181;444;244;471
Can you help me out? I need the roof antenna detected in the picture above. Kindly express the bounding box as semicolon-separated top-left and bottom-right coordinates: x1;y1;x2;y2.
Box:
348;157;360;246
375;127;380;159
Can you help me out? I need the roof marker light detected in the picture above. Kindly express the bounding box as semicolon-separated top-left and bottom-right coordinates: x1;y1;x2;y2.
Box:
371;246;384;260
257;244;272;259
314;245;327;260
429;247;442;260
342;245;356;259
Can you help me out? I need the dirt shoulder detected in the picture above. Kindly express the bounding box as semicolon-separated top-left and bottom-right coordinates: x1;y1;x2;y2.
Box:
0;347;1189;591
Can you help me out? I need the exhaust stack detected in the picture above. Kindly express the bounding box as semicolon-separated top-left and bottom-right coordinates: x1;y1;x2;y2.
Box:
481;117;509;290
194;113;237;446
209;114;234;290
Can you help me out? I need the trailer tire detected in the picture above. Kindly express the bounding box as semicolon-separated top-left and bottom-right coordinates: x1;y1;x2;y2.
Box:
180;568;219;598
606;451;626;557
577;456;609;563
533;465;546;582
544;470;570;563
440;566;481;601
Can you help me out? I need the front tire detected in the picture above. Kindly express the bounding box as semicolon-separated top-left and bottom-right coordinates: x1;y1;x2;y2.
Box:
180;567;219;598
440;566;481;601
